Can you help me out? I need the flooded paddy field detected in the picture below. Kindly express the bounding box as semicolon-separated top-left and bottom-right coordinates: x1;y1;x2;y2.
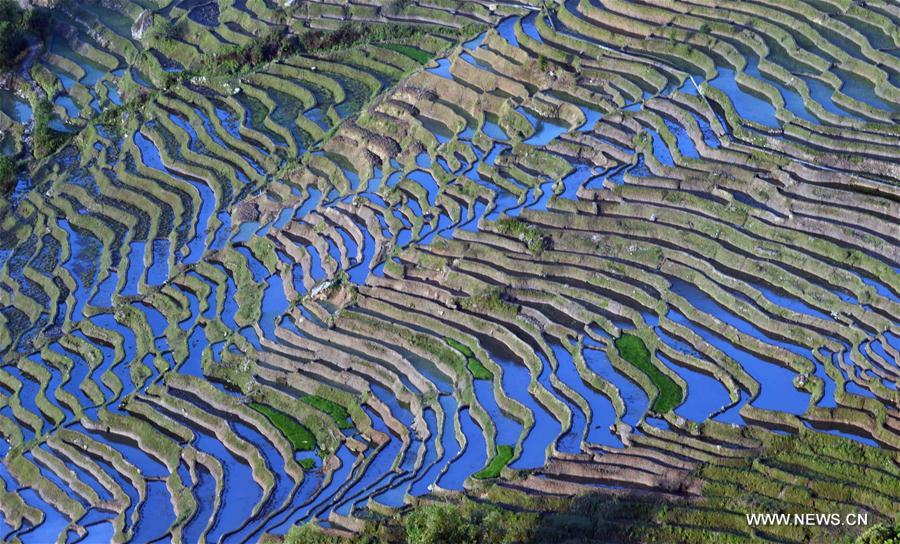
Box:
0;0;899;542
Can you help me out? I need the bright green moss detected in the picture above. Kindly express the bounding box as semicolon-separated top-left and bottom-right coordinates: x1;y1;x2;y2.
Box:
614;334;682;414
475;445;514;479
298;457;316;471
300;395;353;430
250;402;317;451
446;337;492;380
381;43;432;64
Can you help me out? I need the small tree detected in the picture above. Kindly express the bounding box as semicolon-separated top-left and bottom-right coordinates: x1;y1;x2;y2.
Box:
382;0;409;16
32;99;66;159
856;523;900;544
405;504;474;544
0;0;48;70
0;156;16;195
151;19;181;42
0;21;25;70
0;21;21;56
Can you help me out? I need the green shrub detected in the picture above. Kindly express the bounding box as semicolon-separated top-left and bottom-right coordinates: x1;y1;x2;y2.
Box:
150;19;183;42
0;156;15;195
0;20;25;69
300;21;470;56
285;523;352;544
405;501;538;544
406;504;472;544
196;28;302;78
495;218;548;255
188;22;448;81
0;0;50;70
458;288;518;317
855;523;900;544
32;99;68;159
382;0;410;16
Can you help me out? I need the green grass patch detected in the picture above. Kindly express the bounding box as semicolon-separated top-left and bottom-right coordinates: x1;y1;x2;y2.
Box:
382;43;432;64
467;358;492;381
446;338;492;380
298;457;316;471
300;395;353;429
250;403;316;451
458;288;518;318
495;218;548;255
475;445;514;479
614;334;682;414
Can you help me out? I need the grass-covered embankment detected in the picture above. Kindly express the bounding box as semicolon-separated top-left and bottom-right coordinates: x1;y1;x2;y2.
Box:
276;429;900;544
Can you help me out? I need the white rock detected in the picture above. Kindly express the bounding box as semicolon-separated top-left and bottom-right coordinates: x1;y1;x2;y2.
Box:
132;10;154;41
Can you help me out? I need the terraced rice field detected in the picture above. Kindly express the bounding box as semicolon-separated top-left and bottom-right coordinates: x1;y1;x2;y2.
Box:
0;0;899;542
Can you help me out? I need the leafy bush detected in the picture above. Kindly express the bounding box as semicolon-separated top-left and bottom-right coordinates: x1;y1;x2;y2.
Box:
405;501;538;544
495;218;548;255
300;22;455;54
150;19;183;42
0;155;16;195
0;21;26;69
405;505;472;544
194;23;428;80
458;288;518;317
284;523;353;544
855;523;900;544
0;0;50;71
382;0;410;16
298;457;316;470
32;99;67;159
198;28;302;77
284;521;399;544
